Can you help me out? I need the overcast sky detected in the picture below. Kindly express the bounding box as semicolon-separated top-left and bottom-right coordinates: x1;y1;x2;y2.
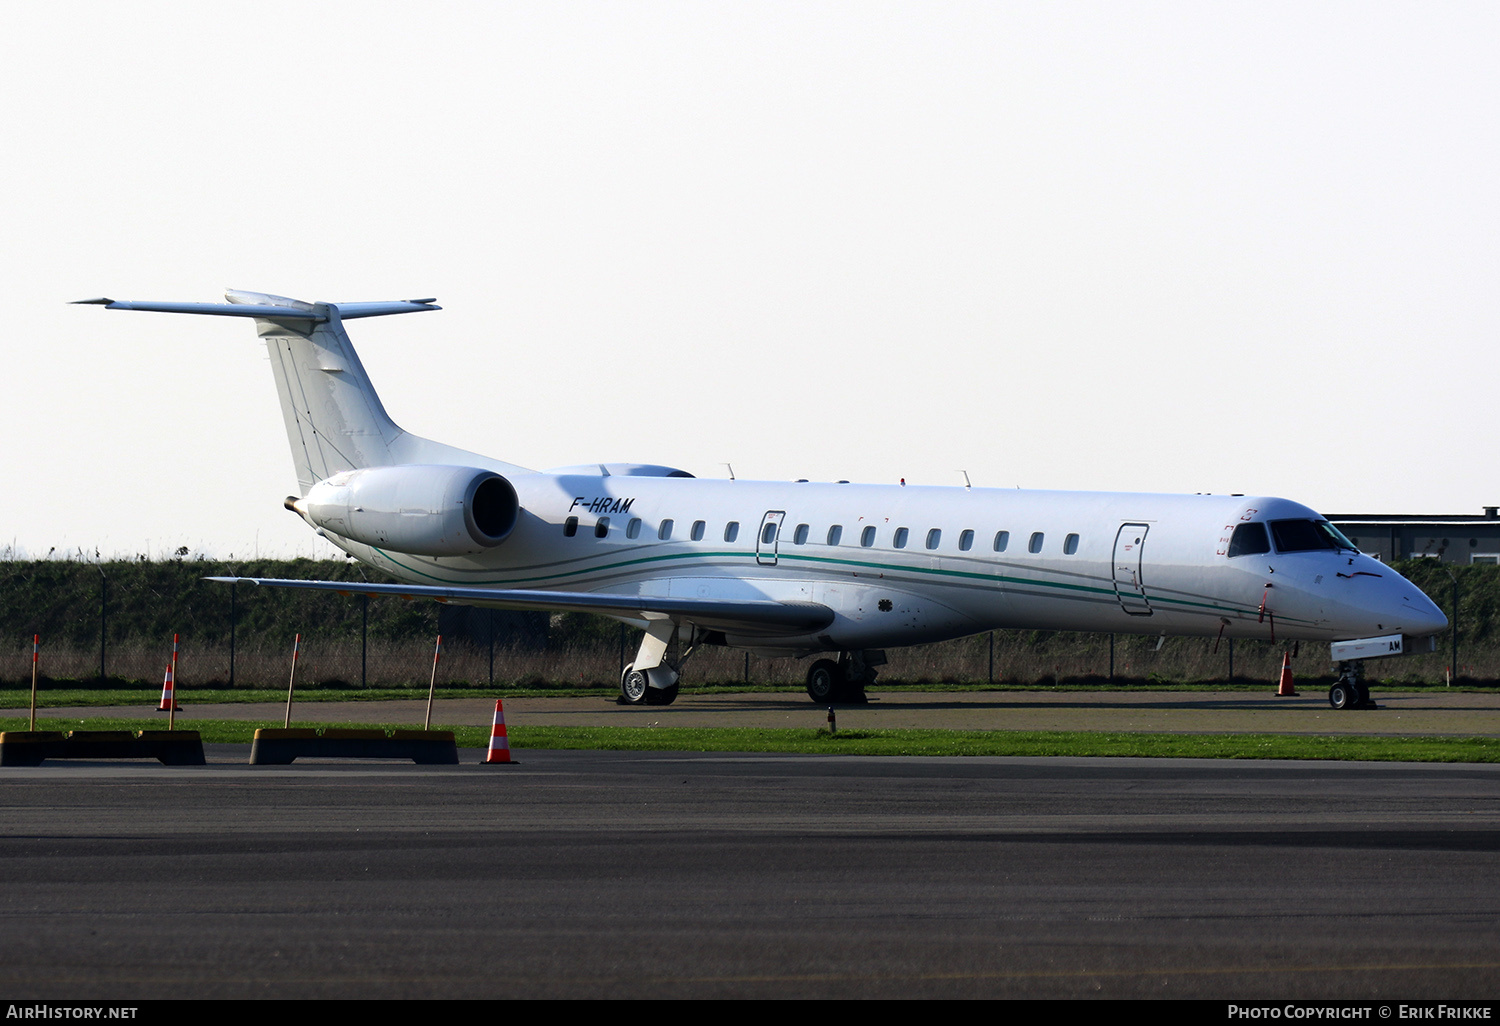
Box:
3;1;1496;559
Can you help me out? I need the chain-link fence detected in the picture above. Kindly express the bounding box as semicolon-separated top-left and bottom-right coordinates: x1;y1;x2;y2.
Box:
3;559;1494;689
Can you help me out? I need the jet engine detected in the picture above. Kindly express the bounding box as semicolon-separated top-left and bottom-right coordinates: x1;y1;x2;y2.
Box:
293;465;520;556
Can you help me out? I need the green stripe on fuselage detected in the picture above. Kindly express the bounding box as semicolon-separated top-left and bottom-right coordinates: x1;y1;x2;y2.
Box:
369;545;1299;626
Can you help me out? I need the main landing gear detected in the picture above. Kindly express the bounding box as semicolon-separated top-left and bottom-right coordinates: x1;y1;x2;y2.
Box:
618;620;695;707
1328;660;1376;710
620;663;680;706
805;651;885;704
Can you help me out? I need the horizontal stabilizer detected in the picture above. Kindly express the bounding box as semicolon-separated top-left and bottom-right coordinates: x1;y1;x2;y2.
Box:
72;298;441;320
332;301;443;320
207;577;835;637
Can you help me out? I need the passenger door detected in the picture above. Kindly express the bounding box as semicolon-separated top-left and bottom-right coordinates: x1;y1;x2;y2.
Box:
757;511;786;566
1112;523;1152;616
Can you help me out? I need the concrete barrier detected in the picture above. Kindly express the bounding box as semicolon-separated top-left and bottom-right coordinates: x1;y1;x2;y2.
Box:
250;728;459;765
0;730;205;766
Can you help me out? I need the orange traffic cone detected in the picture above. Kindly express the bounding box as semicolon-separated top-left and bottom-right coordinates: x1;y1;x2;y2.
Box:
484;698;514;764
157;664;180;711
1275;652;1298;696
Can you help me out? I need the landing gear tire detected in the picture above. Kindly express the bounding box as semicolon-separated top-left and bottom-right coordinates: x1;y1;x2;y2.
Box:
645;682;679;706
621;663;679;705
806;659;843;703
620;664;649;705
1328;681;1353;710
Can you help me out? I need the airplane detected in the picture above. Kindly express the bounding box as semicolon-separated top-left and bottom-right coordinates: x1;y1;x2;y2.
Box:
78;290;1448;710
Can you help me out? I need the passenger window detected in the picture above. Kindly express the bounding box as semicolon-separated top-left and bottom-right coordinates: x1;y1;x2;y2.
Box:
1028;532;1043;553
926;529;941;550
691;521;705;542
993;531;1009;552
893;527;909;549
564;517;578;537
626;518;642;539
725;521;739;543
860;526;876;547
595;517;610;539
1229;522;1271;557
794;524;809;545
1064;533;1079;555
827;525;843;546
658;519;674;541
959;530;974;551
761;521;778;544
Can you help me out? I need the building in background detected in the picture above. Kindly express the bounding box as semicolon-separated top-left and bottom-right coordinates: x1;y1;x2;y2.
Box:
1326;508;1500;564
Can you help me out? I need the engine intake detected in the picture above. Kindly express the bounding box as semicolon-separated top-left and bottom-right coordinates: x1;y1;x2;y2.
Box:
297;465;519;556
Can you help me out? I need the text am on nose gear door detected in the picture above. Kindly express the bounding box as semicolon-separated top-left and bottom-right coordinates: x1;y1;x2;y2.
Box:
1112;522;1152;616
757;511;785;566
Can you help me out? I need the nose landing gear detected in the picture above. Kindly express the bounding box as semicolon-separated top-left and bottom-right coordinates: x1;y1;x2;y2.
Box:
1329;660;1377;710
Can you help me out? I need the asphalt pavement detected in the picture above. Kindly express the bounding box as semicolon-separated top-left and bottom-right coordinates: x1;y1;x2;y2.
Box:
2;747;1499;999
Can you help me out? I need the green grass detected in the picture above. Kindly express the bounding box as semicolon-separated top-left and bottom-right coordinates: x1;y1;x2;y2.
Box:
5;717;1499;763
5;679;1498;709
0;685;618;706
497;725;1500;762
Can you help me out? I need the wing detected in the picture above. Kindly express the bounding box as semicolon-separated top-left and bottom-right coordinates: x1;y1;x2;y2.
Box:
206;577;834;638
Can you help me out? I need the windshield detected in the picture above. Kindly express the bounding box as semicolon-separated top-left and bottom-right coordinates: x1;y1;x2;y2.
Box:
1269;519;1358;554
1227;522;1270;557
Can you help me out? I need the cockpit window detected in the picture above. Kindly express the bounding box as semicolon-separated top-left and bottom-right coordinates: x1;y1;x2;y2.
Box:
1269;519;1358;554
1321;521;1358;551
1227;522;1270;557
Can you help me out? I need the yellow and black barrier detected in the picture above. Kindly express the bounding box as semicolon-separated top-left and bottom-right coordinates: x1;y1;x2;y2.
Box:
0;730;206;766
249;727;459;765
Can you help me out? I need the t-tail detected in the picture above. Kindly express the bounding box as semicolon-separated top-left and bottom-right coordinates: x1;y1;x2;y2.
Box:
75;290;529;495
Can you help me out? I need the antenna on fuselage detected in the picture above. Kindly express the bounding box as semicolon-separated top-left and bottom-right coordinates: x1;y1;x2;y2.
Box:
959;470;971;491
723;463;735;481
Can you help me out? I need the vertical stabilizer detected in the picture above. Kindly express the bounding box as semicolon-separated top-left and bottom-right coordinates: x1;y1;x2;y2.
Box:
80;290;531;496
222;291;530;494
232;291;401;493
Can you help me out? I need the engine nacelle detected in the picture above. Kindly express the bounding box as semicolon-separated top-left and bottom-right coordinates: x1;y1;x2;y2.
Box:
297;465;520;556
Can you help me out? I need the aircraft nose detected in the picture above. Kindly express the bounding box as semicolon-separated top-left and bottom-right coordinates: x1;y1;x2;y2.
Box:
1405;588;1448;637
1375;573;1447;637
1351;571;1447;639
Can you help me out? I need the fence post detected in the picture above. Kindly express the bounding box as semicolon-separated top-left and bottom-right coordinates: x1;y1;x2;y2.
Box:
1108;633;1115;681
488;608;495;686
1227;637;1234;682
1450;570;1460;682
361;594;369;688
228;580;236;688
97;568;106;683
988;631;994;683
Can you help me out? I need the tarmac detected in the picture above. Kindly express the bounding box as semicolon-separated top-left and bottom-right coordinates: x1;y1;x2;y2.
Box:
5;747;1500;998
15;685;1500;736
7;686;1500;998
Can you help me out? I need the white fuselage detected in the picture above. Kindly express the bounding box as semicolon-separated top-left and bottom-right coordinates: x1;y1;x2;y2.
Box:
83;291;1447;665
322;475;1446;656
